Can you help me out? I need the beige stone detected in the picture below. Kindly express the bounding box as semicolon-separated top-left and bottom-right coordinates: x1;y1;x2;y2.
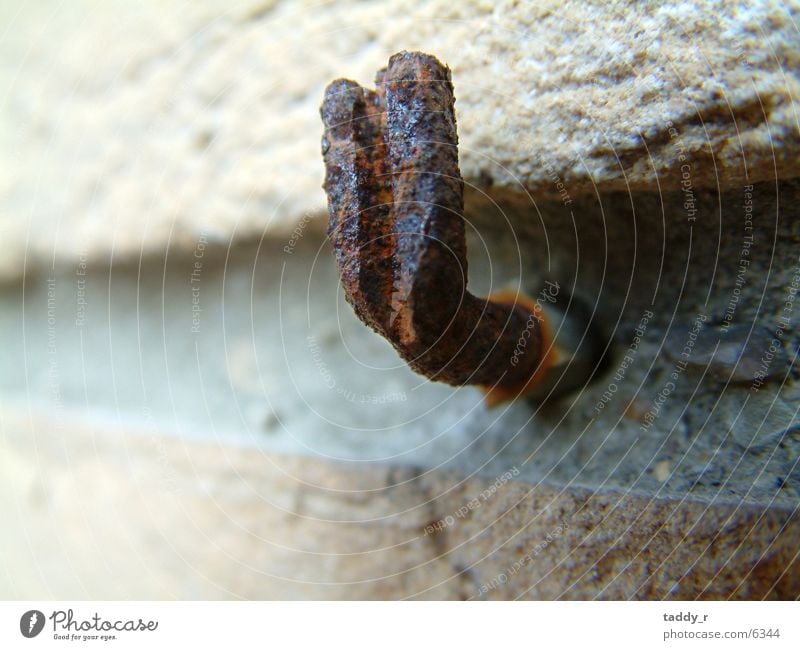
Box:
2;0;797;279
1;408;797;599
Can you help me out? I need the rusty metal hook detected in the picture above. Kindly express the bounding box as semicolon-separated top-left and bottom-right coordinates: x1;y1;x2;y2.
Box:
320;51;566;406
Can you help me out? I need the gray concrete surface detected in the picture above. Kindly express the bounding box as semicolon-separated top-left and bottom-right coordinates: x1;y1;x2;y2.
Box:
3;181;798;509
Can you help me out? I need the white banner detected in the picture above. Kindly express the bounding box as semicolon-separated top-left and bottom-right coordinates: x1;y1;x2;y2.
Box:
0;601;798;649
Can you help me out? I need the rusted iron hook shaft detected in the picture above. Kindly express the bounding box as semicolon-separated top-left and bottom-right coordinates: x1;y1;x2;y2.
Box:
320;51;556;405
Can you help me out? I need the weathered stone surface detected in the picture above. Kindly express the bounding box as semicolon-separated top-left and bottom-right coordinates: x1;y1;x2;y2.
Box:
2;0;798;601
2;180;798;599
1;0;797;278
5;177;798;512
1;408;797;599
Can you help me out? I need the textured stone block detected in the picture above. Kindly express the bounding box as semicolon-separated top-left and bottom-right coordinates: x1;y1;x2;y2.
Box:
1;0;797;278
